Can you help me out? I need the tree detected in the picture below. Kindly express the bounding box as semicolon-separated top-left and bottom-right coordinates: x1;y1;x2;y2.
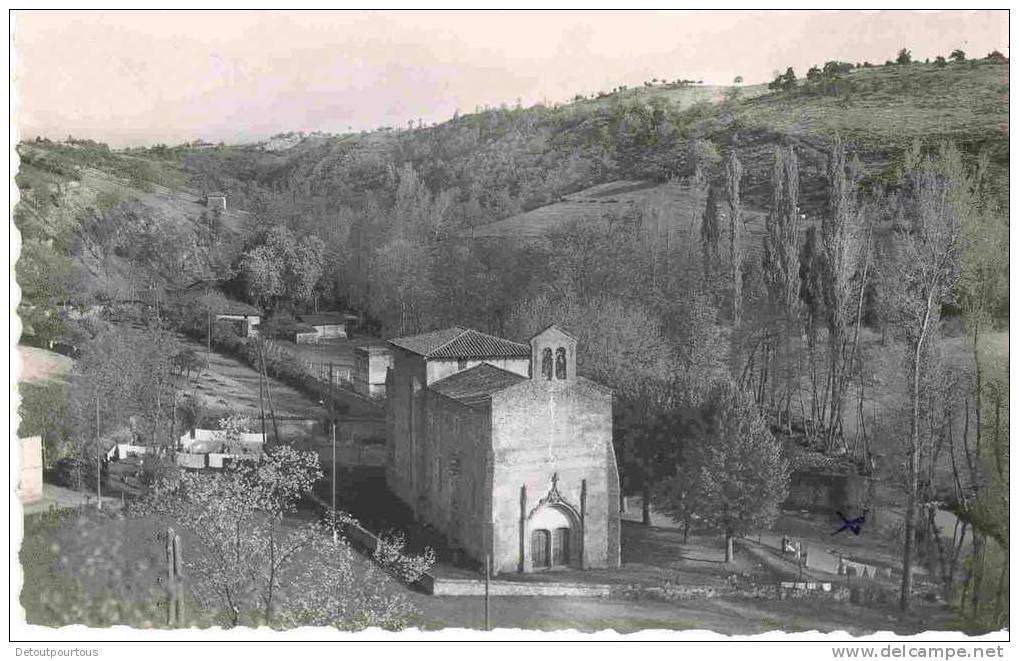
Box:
819;140;862;451
985;50;1006;62
733;75;744;85
142;445;323;626
700;184;722;278
952;151;1008;629
896;48;913;65
723;149;745;357
760;146;802;418
137;443;431;629
370;237;435;335
950;49;966;62
883;143;968;611
934;56;947;68
657;380;789;561
70;321;181;450
239;225;326;310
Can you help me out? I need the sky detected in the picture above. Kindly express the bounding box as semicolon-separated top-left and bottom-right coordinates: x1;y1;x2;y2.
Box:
12;9;1010;148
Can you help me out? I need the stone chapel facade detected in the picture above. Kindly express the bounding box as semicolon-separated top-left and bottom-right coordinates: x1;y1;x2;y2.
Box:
385;325;621;574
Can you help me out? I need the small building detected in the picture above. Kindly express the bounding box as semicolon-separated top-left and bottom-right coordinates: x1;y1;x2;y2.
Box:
204;191;227;211
212;299;262;337
179;427;266;455
18;436;43;504
288;322;320;344
354;345;392;398
296;312;348;342
385;325;621;574
177;282;262;337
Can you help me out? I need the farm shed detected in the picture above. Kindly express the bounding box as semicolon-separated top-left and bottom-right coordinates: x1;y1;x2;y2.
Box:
296;312;349;342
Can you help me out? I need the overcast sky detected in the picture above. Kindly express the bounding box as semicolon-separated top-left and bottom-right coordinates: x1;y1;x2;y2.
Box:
12;9;1009;148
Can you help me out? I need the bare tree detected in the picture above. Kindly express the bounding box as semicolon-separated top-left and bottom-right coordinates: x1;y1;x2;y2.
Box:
884;143;967;611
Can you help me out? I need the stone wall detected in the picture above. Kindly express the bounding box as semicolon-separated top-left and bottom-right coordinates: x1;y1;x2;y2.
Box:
420;390;492;561
425;357;529;384
386;346;428;506
489;377;618;574
431;578;612;597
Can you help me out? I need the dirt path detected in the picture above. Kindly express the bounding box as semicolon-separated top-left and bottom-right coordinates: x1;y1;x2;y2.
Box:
408;592;951;634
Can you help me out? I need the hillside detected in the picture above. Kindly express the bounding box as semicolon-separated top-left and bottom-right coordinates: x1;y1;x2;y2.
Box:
177;59;1008;227
13;58;1009;344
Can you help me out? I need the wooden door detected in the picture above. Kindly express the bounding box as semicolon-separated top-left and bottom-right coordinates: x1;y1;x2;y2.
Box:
553;527;570;566
531;529;550;569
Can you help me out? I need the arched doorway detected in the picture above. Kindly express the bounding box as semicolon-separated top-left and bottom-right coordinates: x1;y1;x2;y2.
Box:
527;504;578;570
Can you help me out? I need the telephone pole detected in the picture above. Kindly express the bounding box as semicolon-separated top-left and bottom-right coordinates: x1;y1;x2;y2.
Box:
484;552;491;631
165;527;184;626
206;308;212;368
95;395;102;509
329;362;337;543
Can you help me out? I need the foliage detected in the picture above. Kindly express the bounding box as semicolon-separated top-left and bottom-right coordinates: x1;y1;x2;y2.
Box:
768;67;798;91
239;224;325;310
20;509;186;628
506;292;675;399
69;321;181;452
373;530;437;584
655;380;789;556
17;380;71;464
277;523;423;631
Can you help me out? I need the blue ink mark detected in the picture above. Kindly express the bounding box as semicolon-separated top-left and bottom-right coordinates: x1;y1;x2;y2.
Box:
832;508;869;536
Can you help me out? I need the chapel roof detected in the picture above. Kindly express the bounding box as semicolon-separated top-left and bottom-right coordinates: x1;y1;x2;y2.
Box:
388;327;530;359
428;363;526;408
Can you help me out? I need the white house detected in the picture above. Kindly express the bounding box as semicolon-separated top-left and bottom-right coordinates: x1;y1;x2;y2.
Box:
354;345;392;397
296;312;348;342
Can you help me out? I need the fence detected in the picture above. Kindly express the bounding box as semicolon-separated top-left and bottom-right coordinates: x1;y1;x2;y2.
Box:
179;428;266;454
261;339;353;387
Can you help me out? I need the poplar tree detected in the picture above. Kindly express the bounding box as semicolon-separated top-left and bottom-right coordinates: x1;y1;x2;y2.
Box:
884;143;966;611
724;150;744;328
820;140;861;451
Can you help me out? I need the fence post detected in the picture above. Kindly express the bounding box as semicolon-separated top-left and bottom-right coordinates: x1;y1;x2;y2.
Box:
166;527;183;627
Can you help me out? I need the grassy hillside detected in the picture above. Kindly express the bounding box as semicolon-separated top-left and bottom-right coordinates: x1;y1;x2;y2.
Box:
179;59;1007;224
13;58;1009;344
14;140;251;341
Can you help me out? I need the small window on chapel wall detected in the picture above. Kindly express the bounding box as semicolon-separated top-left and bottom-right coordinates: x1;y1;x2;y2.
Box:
555;347;567;380
541;348;553;380
457;358;468;370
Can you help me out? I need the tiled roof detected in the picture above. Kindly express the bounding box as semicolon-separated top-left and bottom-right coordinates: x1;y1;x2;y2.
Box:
429;363;525;407
388;327;530;359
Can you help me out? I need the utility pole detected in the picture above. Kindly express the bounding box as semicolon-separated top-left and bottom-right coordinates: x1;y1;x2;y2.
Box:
95;395;102;509
257;340;281;444
258;361;267;444
484;552;491;631
329;362;337;543
165;527;184;627
206;307;212;368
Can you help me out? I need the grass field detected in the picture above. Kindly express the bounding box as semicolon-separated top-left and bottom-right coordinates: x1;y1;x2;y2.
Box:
734;60;1009;156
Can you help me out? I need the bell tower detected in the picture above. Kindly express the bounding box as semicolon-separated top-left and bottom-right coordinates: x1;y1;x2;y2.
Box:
529;325;578;382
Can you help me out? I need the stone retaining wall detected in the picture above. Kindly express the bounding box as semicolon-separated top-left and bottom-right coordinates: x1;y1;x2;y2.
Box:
431;578;613;597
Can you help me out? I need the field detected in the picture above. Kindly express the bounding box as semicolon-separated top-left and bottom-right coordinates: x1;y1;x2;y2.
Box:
179;334;326;421
18;506;953;634
734;60;1009;158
